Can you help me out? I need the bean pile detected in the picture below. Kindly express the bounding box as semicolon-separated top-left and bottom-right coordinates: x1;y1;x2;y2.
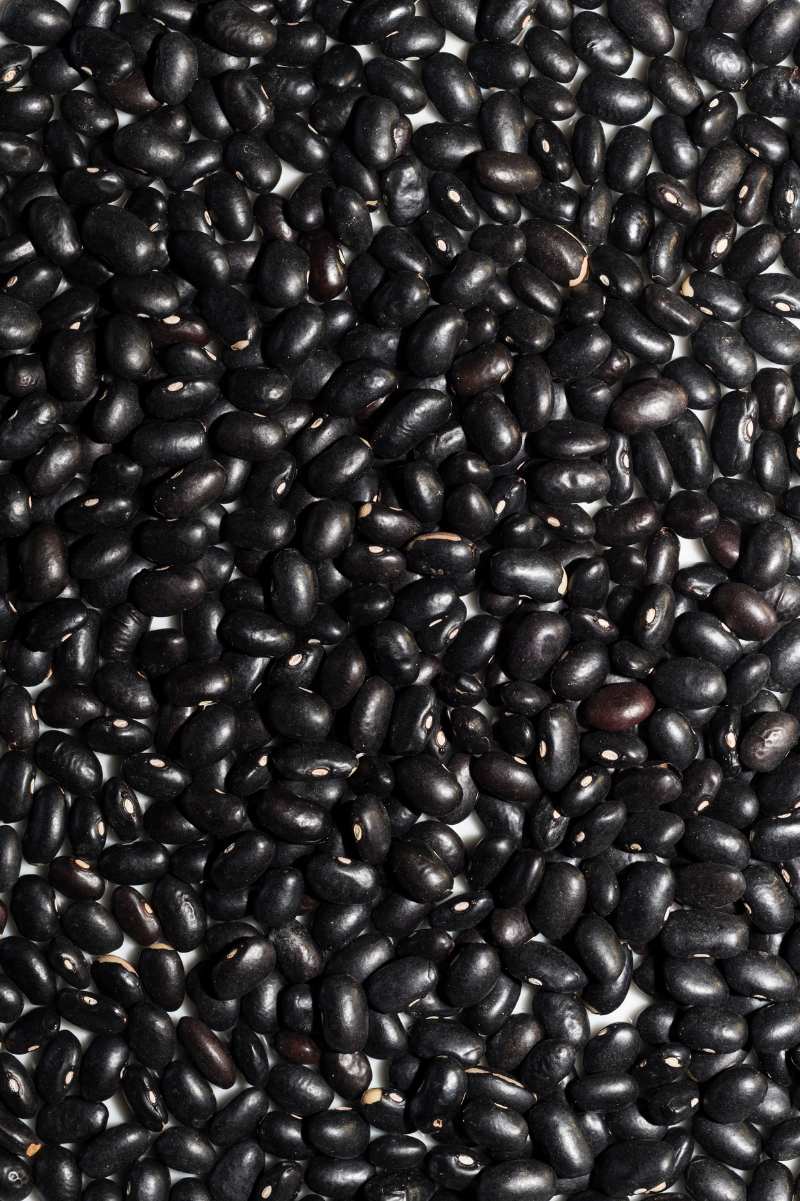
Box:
5;0;800;1198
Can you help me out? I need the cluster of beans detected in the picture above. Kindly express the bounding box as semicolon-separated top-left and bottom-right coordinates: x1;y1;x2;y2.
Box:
6;0;800;1199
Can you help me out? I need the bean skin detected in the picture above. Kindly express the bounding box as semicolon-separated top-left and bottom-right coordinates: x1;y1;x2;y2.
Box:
581;683;656;731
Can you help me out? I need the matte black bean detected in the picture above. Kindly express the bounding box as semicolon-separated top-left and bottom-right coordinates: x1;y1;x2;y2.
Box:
78;1124;153;1179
